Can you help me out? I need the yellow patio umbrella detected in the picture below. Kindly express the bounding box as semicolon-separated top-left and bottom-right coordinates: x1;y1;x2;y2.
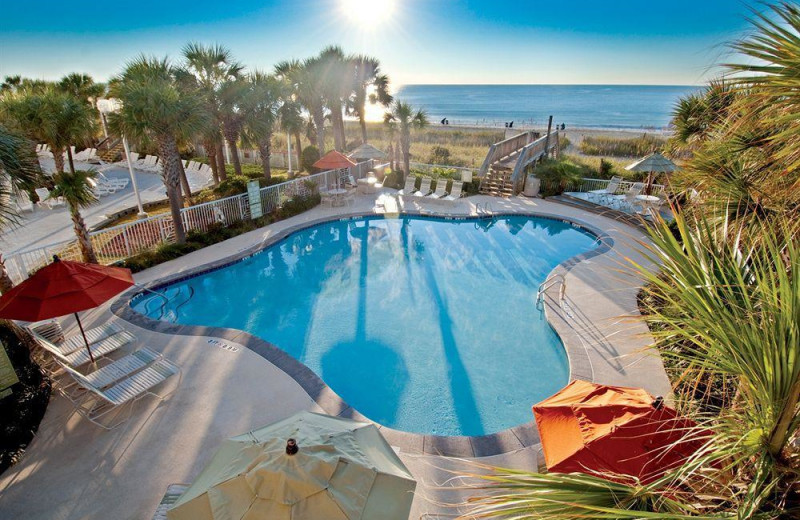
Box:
167;411;416;520
625;152;678;194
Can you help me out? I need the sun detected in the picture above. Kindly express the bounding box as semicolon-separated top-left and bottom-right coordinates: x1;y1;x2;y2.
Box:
341;0;395;26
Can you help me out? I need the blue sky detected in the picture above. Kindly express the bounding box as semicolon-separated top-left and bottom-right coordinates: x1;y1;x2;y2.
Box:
0;0;756;87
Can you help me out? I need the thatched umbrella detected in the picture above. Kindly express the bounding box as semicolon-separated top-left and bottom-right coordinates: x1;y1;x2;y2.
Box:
625;152;678;194
347;143;388;162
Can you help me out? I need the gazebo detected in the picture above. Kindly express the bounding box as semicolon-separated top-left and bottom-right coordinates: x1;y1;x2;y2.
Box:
347;143;388;162
625;152;678;194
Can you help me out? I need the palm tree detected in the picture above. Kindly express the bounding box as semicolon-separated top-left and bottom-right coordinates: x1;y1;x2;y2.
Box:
1;86;95;174
276;58;328;154
180;43;244;182
350;55;393;144
50;171;98;264
109;56;208;244
0;125;39;292
318;46;354;151
278;97;305;174
383;101;428;181
58;73;106;104
218;77;249;176
241;72;282;180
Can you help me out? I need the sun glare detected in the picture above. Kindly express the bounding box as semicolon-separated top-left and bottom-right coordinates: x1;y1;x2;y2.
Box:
341;0;395;27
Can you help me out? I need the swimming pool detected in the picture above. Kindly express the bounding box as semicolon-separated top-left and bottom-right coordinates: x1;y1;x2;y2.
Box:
132;215;599;436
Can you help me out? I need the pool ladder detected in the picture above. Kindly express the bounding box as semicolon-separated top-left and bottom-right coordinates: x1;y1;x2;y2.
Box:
475;201;495;218
536;273;567;309
140;284;195;322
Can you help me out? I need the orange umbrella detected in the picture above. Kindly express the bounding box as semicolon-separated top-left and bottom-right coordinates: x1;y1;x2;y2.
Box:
313;150;357;170
532;380;707;483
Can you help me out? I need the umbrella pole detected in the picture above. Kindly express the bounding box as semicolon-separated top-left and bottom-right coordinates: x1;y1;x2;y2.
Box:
74;313;95;364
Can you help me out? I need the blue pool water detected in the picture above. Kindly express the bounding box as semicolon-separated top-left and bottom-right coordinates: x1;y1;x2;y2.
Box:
132;216;598;436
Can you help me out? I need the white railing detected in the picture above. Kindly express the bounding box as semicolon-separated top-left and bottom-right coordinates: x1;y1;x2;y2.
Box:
4;160;377;283
572;178;666;198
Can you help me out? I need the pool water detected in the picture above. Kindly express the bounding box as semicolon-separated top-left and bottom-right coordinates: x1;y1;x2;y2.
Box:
133;215;598;436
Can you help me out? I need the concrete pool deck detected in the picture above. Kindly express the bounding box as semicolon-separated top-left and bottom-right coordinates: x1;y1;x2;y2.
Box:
0;191;672;519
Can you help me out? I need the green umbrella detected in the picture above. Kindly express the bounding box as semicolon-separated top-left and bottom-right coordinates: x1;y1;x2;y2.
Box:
167;411;416;520
625;152;678;195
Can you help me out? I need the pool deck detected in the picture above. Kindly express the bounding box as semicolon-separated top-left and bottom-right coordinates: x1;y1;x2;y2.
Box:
0;190;672;520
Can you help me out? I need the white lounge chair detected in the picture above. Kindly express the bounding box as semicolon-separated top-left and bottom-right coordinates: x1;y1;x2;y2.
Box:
441;180;464;202
398;175;417;195
60;322;125;355
33;329;135;368
97;172;129;190
589;176;622;203
14;191;34;213
58;347;162;402
426;180;448;200
611;182;644;212
60;356;180;429
34;187;64;209
88;178;114;197
412;177;432;197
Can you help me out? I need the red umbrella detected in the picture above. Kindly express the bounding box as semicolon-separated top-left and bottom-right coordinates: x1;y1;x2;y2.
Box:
313;150;357;170
533;380;708;484
0;256;134;362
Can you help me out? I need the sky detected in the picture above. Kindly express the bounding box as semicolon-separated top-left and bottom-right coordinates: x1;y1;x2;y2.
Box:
0;0;758;88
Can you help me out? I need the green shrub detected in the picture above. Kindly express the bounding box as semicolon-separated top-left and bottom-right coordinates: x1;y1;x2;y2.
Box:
301;146;320;173
427;145;453;165
533;158;591;196
599;158;615;178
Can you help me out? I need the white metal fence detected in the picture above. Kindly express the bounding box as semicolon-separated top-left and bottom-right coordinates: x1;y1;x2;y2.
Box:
4;160;380;283
569;177;667;198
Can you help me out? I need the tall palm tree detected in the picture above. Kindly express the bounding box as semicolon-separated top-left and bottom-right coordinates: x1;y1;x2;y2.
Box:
276;58;328;154
278;97;305;174
180;43;244;182
50;171;98;264
241;72;282;180
1;86;95;173
383;101;428;181
58;73;106;105
350;55;393;144
218;77;249;176
109;56;208;244
0;125;39;292
318;46;354;151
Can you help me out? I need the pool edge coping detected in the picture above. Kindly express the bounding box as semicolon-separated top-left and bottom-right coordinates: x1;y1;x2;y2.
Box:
111;209;616;458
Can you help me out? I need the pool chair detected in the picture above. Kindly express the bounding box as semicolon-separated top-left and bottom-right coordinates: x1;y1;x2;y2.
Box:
32;328;135;369
588;176;621;204
14;191;34;213
98;172;129;191
88;177;115;197
34;187;65;209
398;175;418;195
611;182;644;212
59;355;180;429
412;177;432;197
441;180;464;202
151;484;190;520
426;180;448;200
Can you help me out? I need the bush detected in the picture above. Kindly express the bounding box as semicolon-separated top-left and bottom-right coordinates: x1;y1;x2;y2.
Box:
0;325;50;474
427;145;453;165
533;158;591;196
599;158;615;178
300;146;320;173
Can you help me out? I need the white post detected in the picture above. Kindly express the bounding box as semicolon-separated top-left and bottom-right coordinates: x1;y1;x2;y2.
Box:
286;132;294;176
122;137;147;218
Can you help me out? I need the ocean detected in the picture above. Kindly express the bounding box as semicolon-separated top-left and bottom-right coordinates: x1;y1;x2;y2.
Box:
393;84;701;130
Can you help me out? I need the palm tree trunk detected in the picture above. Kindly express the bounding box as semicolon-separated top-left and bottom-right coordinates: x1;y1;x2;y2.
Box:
331;107;345;151
294;133;302;170
0;255;15;294
215;138;227;181
313;108;326;155
203;137;219;185
52;146;65;173
226;134;242;176
360;113;368;144
259;138;272;180
179;162;192;203
66;147;76;174
69;203;97;264
157;135;187;244
402;135;411;181
387;143;394;171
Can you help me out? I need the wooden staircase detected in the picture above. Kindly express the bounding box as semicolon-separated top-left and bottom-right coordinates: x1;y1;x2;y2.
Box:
479;167;514;197
96;137;124;163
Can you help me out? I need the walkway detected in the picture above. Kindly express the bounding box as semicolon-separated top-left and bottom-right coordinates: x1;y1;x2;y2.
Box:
0;191;672;520
1;159;167;254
